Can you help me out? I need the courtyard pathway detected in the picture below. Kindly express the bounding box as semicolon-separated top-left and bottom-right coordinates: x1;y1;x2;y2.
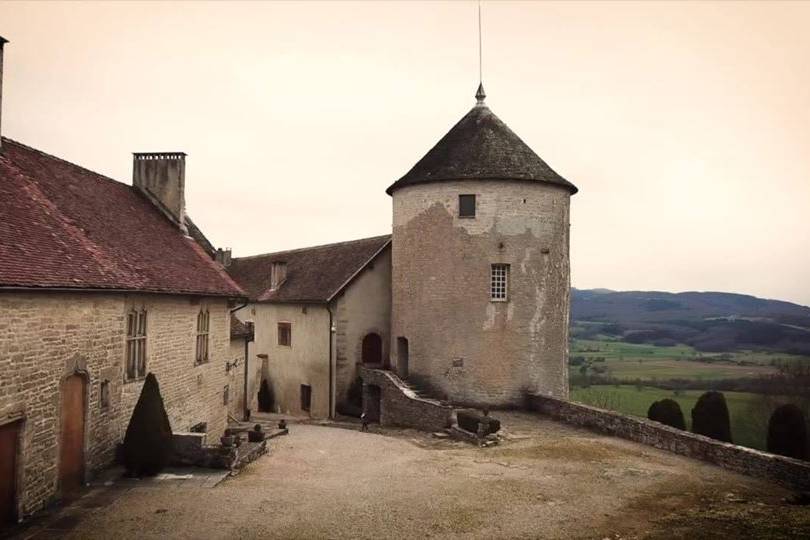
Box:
6;412;810;539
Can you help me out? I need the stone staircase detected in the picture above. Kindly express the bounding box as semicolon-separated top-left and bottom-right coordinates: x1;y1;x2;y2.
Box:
397;377;453;407
367;371;500;446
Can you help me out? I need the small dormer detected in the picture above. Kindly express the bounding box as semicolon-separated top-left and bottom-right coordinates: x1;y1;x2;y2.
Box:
270;261;287;290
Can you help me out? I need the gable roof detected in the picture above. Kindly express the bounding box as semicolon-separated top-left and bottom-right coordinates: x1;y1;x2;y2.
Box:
227;235;391;303
386;103;578;195
0;138;245;297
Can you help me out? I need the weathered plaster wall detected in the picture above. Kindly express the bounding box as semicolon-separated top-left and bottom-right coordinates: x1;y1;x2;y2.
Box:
227;336;260;420
391;180;571;407
236;303;330;418
333;248;392;406
0;291;231;518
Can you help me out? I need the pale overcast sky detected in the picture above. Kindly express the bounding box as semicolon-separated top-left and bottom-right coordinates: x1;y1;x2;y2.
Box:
1;1;809;306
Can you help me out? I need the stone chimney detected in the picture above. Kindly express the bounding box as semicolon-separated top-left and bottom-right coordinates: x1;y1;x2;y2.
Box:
133;152;188;233
215;248;232;267
0;36;8;152
270;261;287;290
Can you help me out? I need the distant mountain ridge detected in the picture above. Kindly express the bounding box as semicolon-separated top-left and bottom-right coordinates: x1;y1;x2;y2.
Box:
571;289;810;355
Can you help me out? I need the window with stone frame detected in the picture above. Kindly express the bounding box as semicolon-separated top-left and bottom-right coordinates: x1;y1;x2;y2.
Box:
490;264;510;302
278;322;292;347
125;309;147;381
459;194;476;218
195;309;210;365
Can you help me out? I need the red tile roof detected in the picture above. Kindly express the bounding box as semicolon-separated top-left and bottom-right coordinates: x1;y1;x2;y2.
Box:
227;235;390;303
0;138;245;297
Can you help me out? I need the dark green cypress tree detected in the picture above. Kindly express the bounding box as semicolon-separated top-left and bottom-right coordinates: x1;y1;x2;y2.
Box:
767;404;808;460
647;399;686;430
691;391;733;443
123;373;173;476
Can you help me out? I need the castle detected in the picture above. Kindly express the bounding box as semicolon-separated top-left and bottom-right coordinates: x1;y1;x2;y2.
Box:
227;84;577;421
0;31;576;522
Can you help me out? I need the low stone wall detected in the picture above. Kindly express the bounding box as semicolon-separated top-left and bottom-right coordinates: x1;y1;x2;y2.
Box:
360;367;453;432
527;393;810;492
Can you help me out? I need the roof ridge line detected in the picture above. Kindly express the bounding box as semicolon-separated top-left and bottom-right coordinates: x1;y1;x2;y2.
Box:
234;234;392;261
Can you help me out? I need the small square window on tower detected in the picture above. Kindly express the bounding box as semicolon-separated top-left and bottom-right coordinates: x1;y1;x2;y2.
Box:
490;264;510;301
459;194;476;218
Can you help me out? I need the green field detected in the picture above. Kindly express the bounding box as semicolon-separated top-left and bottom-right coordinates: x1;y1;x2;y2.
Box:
568;338;809;381
571;385;770;450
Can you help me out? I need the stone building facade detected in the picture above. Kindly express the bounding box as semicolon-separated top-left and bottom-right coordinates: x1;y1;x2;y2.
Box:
0;37;245;522
0;293;233;516
227;236;391;419
386;86;578;408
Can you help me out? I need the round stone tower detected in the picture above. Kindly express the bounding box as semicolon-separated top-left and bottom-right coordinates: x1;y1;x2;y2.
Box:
387;85;578;407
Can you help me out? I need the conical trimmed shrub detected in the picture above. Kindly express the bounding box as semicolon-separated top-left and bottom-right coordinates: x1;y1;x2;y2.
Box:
123;373;173;476
647;398;686;430
257;378;274;412
767;404;808;460
691;391;732;443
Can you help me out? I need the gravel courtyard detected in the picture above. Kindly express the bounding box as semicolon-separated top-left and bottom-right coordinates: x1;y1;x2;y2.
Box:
27;412;810;539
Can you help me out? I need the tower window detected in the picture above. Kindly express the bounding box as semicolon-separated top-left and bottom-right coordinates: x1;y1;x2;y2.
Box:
459;194;476;218
490;264;510;301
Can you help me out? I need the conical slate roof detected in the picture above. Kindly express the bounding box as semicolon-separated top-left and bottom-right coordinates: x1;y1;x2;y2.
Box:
386;94;578;195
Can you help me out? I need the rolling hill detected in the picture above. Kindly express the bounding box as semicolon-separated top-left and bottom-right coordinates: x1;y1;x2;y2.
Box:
571;289;810;355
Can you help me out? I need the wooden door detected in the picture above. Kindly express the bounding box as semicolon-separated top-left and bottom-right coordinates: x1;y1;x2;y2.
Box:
59;375;86;494
0;421;20;525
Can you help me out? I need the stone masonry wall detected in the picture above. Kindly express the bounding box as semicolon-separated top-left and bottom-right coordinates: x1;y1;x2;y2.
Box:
391;180;571;407
360;367;452;432
527;393;810;492
0;291;232;519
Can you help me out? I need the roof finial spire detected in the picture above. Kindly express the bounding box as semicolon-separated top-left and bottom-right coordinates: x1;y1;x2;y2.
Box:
476;0;486;106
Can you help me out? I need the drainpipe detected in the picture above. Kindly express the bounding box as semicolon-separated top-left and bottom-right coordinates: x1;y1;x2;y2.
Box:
327;304;335;419
243;322;254;421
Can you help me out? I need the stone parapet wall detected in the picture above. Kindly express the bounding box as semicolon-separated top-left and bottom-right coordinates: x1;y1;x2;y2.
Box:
360;367;452;432
527;393;810;492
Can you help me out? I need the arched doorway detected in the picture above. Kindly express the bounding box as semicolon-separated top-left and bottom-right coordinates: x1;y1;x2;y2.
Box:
59;374;86;494
361;333;383;365
397;337;409;379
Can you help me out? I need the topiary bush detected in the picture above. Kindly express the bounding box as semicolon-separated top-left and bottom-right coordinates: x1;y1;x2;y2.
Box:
691;391;733;443
647;398;686;430
767;404;808;460
257;379;274;412
123;373;173;477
